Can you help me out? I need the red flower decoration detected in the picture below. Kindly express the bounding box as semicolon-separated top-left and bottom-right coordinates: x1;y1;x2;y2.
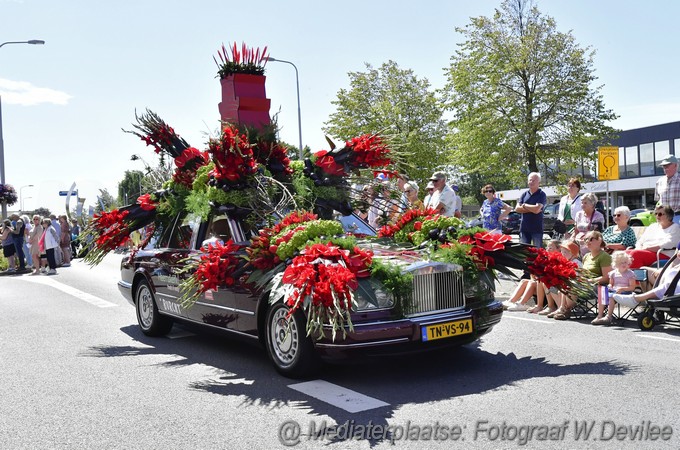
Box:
136;194;157;211
526;247;578;290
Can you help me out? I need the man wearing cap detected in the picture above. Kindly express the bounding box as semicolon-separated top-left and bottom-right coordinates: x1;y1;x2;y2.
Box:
515;172;547;248
450;184;463;218
656;154;680;224
425;171;456;217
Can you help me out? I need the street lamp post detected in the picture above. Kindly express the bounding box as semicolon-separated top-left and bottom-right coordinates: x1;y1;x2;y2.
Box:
20;184;34;212
0;39;46;219
267;57;303;159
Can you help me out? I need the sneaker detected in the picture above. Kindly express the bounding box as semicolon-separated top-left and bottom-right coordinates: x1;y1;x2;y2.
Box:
47;269;57;275
507;303;529;312
62;263;71;267
6;268;16;273
502;300;515;310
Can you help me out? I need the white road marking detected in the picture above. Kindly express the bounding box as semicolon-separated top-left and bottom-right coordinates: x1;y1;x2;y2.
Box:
502;315;553;324
22;276;117;308
288;380;389;413
636;334;680;343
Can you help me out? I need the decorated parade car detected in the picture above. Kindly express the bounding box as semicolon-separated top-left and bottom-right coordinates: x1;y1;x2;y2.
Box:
85;43;580;377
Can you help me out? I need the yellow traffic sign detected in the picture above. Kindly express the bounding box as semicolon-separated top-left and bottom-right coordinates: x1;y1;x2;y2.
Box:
598;146;619;181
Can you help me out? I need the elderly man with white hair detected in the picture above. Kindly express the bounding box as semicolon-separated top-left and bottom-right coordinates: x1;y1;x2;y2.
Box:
515;172;547;248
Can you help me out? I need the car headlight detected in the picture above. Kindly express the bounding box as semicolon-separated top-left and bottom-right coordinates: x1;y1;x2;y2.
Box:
354;288;395;311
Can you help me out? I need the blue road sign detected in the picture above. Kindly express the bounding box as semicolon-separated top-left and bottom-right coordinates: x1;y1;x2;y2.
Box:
59;190;78;196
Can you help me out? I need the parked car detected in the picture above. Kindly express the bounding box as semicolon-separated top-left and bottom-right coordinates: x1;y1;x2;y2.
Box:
542;203;560;233
119;211;503;377
629;208;656;227
501;211;522;234
466;211;521;234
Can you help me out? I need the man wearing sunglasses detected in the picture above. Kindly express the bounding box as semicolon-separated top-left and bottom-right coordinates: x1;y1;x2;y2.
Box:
425;171;456;217
656;155;680;224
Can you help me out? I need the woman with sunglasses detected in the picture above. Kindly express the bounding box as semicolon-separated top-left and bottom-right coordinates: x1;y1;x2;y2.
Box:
403;183;424;210
480;184;511;233
602;206;636;252
557;177;582;239
626;205;680;268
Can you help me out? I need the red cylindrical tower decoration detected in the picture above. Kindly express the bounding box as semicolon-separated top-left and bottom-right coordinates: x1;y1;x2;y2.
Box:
218;73;271;129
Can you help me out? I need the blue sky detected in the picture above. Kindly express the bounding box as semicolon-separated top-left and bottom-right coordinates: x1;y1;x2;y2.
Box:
2;0;680;214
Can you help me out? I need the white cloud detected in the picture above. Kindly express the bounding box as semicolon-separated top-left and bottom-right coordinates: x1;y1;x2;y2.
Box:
0;78;72;106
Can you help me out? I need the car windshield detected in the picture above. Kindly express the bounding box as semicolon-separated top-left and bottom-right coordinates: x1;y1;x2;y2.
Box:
336;213;376;236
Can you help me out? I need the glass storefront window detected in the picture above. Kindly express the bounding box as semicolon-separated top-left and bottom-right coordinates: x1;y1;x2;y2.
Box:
625;146;639;177
656;140;671;175
640;143;654;176
619;147;625;178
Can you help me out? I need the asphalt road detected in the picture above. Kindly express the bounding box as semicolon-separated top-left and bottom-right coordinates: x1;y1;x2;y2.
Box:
1;254;679;449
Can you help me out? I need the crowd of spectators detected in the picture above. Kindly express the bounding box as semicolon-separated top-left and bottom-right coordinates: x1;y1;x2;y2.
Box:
1;214;80;276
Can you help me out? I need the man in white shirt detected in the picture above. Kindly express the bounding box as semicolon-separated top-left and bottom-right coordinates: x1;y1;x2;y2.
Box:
424;171;456;217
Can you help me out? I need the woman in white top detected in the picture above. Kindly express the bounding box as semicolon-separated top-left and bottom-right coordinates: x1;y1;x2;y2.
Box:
626;205;680;268
557;177;583;238
41;218;60;275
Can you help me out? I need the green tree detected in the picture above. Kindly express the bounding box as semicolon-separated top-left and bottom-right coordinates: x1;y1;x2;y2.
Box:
324;60;447;184
96;188;117;214
118;170;145;205
442;0;617;186
29;207;52;218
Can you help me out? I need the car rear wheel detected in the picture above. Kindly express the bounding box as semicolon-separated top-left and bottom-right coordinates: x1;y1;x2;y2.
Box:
265;302;320;378
136;279;173;336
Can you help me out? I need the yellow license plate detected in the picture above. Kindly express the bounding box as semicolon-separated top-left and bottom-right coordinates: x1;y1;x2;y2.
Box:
421;319;473;342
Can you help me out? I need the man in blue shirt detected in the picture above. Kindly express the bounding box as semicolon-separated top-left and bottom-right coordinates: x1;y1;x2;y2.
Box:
515;172;547;248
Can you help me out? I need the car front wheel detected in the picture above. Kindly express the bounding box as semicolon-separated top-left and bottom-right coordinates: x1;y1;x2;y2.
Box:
265;302;320;378
135;279;173;336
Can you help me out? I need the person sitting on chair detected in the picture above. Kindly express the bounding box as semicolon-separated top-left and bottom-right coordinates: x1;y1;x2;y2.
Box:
612;246;680;307
626;205;680;268
591;251;637;325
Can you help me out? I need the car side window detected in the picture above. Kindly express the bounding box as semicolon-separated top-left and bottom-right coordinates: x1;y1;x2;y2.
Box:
168;213;201;250
202;214;232;246
147;214;174;249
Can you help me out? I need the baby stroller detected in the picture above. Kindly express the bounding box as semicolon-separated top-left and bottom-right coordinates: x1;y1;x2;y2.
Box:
637;254;680;331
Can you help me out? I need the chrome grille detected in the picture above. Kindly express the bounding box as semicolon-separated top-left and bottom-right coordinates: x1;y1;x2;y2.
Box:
405;270;465;316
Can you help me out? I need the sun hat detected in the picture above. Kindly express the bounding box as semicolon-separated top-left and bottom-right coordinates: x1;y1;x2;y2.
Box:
658;155;678;166
429;171;446;181
560;241;580;258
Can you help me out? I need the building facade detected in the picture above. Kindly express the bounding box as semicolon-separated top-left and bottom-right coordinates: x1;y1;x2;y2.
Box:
497;121;680;210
